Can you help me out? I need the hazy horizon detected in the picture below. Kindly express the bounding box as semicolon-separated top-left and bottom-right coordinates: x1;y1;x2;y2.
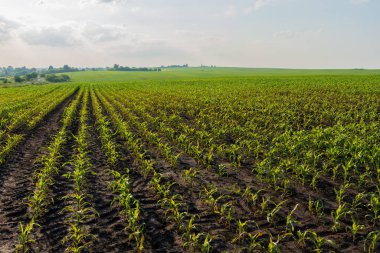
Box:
1;0;379;69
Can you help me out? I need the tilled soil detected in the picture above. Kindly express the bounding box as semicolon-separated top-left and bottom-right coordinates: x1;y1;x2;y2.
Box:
89;93;183;253
1;87;378;253
0;91;78;253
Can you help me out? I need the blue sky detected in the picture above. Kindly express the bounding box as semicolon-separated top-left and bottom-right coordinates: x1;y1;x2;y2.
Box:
0;0;379;68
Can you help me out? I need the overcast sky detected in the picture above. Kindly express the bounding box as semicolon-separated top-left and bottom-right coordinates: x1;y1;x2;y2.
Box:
0;0;379;68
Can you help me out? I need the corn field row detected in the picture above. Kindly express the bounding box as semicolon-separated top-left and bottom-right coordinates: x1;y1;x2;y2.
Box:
0;75;379;252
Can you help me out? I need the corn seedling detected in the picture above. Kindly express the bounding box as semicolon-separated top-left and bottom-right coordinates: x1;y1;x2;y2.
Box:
267;200;286;224
16;219;39;253
364;231;379;253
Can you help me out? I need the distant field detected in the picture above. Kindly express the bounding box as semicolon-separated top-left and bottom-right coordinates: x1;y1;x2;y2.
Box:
67;67;380;82
0;71;379;252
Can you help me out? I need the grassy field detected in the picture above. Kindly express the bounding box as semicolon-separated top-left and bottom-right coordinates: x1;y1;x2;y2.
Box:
0;69;379;253
67;67;380;82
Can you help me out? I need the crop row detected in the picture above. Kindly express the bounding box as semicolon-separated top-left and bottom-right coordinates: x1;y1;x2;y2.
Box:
0;85;78;164
16;89;83;252
90;78;380;252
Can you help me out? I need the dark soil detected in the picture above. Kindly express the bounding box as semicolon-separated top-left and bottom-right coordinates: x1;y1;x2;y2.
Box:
1;88;377;253
92;92;184;253
0;91;78;253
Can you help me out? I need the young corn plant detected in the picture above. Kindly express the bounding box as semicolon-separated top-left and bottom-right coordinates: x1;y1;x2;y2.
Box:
331;202;350;232
109;169;145;251
364;231;379;253
267;200;286;224
181;167;198;187
218;202;234;227
183;232;212;253
308;196;324;218
62;193;97;252
247;232;265;251
181;215;198;243
183;232;202;251
15;219;39;253
260;196;271;216
285;204;299;237
200;233;213;253
62;223;95;253
351;191;366;210
267;233;282;253
368;193;380;224
0;134;23;165
296;229;310;247
308;231;336;253
241;187;263;208
216;164;228;177
202;186;225;214
347;215;365;242
232;219;249;243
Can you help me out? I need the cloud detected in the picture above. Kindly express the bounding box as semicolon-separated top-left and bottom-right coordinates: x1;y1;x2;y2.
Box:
227;0;268;16
108;39;192;65
350;0;370;4
273;27;324;39
35;0;45;5
224;5;238;17
18;21;139;48
97;0;127;3
35;0;128;7
20;26;80;47
253;0;268;10
82;23;134;43
0;16;19;42
78;0;128;4
33;0;68;8
244;0;269;13
273;30;297;39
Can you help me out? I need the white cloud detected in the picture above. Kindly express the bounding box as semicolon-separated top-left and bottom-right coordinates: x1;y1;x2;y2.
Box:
224;5;238;17
18;22;140;47
0;16;19;42
244;0;269;13
35;0;128;7
0;0;378;68
273;30;296;39
79;0;129;5
20;25;81;47
253;0;268;10
35;0;45;5
82;23;135;43
97;0;128;3
350;0;370;4
273;27;323;39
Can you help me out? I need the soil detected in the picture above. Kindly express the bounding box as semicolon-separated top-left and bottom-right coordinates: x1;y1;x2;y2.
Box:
0;91;78;253
0;89;378;253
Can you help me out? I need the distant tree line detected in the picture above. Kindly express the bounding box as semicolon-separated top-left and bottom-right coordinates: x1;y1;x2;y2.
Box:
0;65;81;77
0;66;37;77
160;64;188;68
110;64;161;72
13;72;39;83
45;74;71;83
0;65;78;84
12;73;70;83
46;65;82;74
0;77;8;84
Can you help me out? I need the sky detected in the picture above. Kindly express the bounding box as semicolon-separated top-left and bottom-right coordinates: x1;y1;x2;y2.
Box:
0;0;379;68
